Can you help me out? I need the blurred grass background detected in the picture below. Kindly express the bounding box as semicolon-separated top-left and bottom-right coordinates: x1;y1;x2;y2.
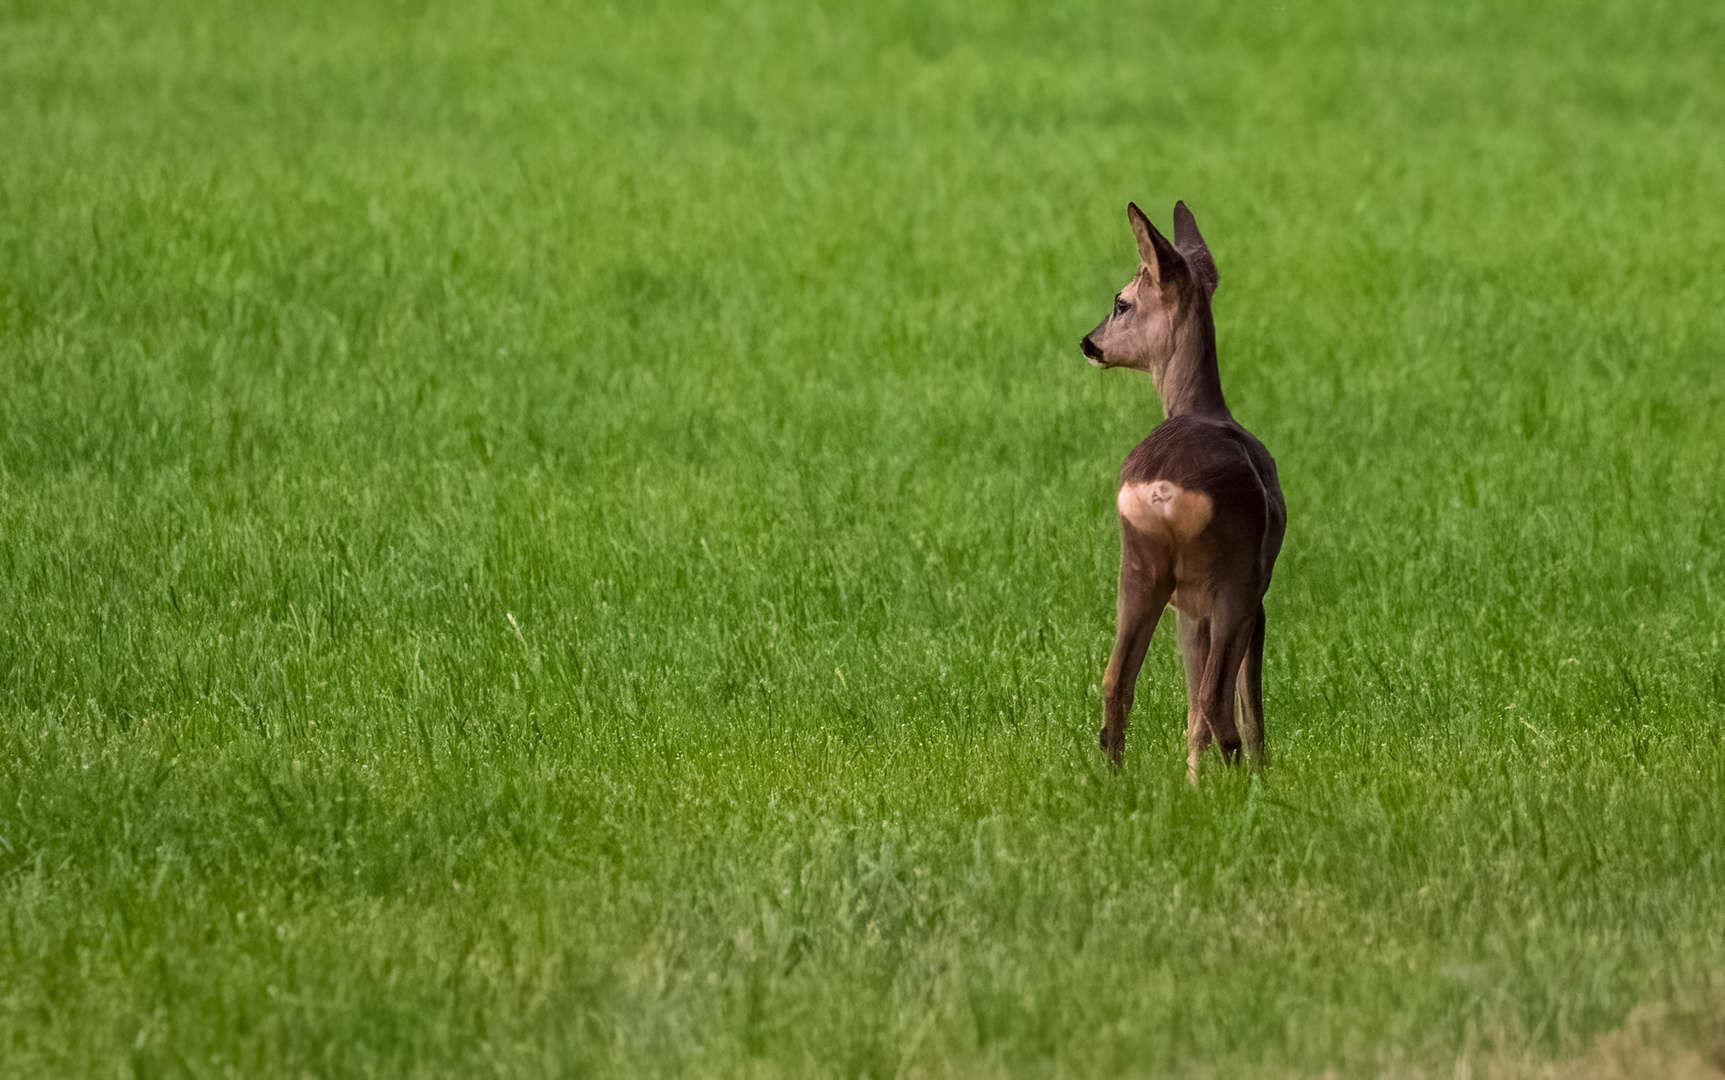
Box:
2;0;1723;1075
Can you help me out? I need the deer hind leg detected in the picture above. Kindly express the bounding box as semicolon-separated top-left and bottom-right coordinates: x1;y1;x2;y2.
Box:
1188;601;1256;780
1235;604;1267;769
1100;535;1174;766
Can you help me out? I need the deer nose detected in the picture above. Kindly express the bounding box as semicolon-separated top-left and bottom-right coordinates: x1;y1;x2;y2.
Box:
1081;335;1103;362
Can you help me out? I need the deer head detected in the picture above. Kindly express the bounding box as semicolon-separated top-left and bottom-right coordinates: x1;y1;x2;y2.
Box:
1080;201;1220;396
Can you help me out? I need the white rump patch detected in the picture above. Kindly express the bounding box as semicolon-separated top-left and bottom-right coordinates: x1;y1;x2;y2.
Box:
1116;480;1214;540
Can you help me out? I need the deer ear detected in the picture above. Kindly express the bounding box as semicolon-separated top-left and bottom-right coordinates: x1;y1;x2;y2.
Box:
1172;200;1218;297
1128;202;1183;289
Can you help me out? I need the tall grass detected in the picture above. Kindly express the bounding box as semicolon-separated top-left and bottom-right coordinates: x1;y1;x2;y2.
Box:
2;0;1723;1075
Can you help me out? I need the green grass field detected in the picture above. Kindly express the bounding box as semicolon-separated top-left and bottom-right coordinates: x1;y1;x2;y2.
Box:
3;0;1724;1075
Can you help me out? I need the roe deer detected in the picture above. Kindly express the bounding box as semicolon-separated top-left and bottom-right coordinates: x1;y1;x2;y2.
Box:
1080;202;1286;777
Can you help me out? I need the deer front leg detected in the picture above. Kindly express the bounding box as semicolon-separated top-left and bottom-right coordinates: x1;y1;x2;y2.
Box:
1177;612;1211;780
1235;604;1267;769
1187;602;1255;780
1100;534;1173;766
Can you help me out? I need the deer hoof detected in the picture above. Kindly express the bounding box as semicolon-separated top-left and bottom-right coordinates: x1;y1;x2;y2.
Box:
1099;728;1124;766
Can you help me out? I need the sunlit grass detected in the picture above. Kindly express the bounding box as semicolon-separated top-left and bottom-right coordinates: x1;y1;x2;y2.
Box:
2;0;1723;1075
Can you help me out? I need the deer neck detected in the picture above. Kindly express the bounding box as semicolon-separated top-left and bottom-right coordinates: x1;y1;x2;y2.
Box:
1152;311;1229;420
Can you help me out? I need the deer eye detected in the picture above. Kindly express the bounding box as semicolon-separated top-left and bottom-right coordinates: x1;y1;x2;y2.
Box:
1113;296;1130;316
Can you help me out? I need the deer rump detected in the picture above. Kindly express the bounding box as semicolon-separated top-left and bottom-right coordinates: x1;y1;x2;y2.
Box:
1115;414;1280;614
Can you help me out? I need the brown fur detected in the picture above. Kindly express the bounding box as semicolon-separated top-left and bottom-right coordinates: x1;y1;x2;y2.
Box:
1080;202;1286;777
